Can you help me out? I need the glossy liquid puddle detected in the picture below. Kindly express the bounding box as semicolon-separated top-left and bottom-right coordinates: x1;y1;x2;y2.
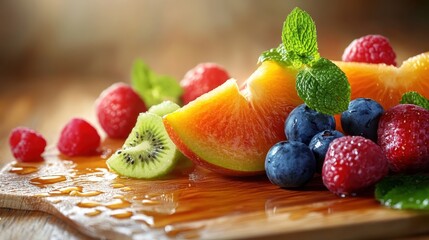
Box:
6;138;380;239
77;198;131;209
9;163;39;175
30;175;67;185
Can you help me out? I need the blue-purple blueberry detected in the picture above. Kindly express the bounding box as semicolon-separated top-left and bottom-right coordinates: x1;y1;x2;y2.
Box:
341;98;384;142
285;104;336;145
265;140;316;188
308;130;344;173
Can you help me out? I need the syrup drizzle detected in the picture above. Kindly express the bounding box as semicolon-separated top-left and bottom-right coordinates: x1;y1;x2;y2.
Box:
9;166;39;175
110;210;133;219
9;163;39;175
85;209;102;217
30;175;67;185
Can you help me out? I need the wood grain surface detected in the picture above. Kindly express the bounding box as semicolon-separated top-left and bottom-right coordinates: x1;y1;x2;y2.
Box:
2;141;429;240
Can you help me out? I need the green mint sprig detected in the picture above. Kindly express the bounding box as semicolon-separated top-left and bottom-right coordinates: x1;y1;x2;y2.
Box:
400;91;429;110
131;59;183;107
259;44;290;66
282;8;319;67
375;175;429;210
259;7;350;115
297;58;350;114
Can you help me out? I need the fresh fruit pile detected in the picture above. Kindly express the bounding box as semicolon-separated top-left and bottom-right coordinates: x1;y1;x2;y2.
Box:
261;10;429;198
6;7;429;209
267;97;429;197
8;59;229;178
164;8;349;176
10;61;180;177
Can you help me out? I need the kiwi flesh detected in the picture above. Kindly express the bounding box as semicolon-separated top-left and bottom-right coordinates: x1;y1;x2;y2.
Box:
106;101;182;179
148;100;180;117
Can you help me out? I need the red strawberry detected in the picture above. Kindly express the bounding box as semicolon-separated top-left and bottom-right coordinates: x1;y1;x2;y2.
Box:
57;118;100;156
9;127;47;162
180;63;230;105
377;104;429;173
96;83;147;138
322;136;388;197
342;34;397;66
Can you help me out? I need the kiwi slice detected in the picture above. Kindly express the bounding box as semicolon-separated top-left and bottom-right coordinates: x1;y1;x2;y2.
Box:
148;100;180;116
106;101;181;179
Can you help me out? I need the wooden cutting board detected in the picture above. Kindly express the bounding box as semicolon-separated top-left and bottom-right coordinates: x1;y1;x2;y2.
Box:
1;138;429;240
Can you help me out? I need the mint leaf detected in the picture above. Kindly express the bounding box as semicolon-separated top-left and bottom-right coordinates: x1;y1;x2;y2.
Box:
375;175;429;210
282;7;320;66
296;58;350;115
258;7;350;114
258;44;290;65
259;7;319;66
400;91;429;110
131;59;183;107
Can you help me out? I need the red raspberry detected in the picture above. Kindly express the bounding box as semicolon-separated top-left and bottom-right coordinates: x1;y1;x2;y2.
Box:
342;34;397;66
180;63;230;105
322;136;388;197
96;83;147;138
57;118;101;156
377;104;429;173
9;127;47;162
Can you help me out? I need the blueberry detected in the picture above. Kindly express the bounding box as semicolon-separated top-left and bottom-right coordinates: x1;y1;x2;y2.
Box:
265;141;316;188
341;98;384;142
308;130;344;173
285;104;336;145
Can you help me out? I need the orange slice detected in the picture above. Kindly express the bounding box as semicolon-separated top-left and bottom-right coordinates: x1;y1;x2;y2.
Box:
164;61;302;175
335;52;429;110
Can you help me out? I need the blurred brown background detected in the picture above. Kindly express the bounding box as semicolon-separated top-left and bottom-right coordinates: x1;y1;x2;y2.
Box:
0;0;429;165
1;0;428;79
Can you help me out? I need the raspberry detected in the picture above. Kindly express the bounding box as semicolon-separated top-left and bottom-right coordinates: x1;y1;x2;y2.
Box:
342;34;397;66
377;104;429;173
57;118;101;156
180;63;230;105
322;136;388;197
96;83;147;138
9;127;47;162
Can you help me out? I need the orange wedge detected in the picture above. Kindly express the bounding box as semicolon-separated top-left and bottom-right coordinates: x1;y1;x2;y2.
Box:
164;61;302;175
335;52;429;110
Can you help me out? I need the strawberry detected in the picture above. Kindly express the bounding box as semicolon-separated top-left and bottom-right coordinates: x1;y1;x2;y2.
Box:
9;127;47;162
96;83;147;138
322;136;389;197
377;104;429;173
57;118;101;156
342;34;397;66
180;63;230;105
